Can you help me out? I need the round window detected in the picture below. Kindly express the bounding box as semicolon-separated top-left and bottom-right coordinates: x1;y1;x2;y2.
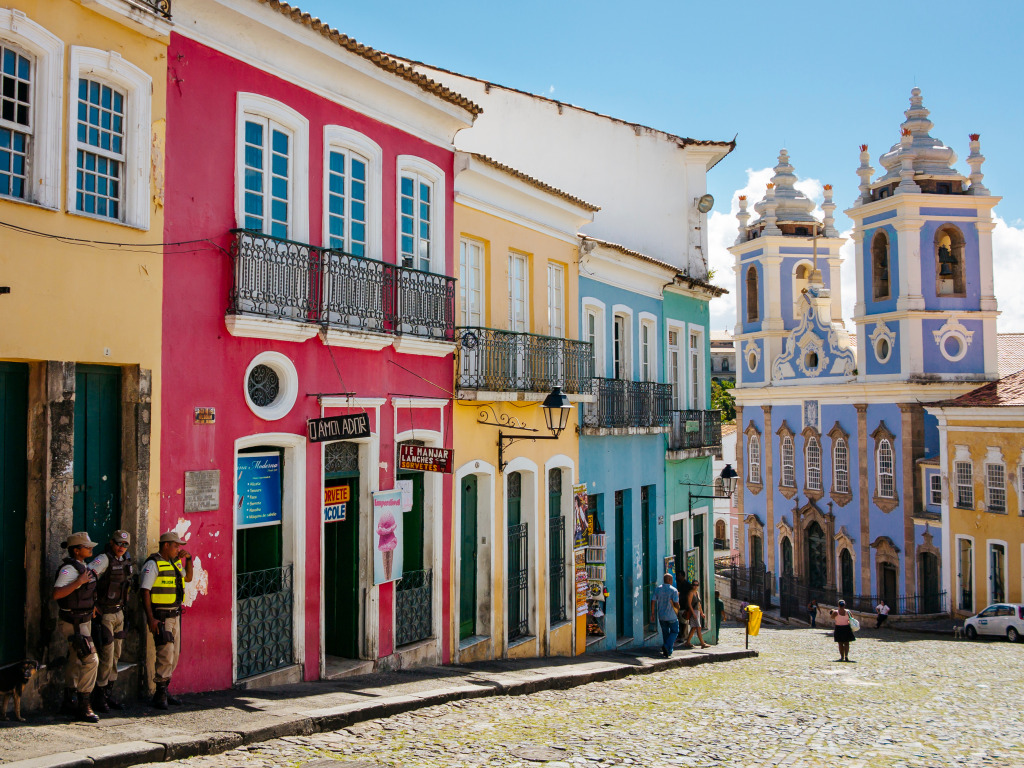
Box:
875;338;890;363
805;351;819;370
943;335;963;360
243;352;298;421
748;352;758;371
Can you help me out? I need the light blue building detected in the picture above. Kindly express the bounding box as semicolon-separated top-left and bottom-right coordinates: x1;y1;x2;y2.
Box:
730;90;1000;616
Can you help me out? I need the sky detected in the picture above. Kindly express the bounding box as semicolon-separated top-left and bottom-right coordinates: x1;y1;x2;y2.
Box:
299;0;1023;333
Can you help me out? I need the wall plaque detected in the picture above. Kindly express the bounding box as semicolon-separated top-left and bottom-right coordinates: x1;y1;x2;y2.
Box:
193;407;216;424
184;470;220;512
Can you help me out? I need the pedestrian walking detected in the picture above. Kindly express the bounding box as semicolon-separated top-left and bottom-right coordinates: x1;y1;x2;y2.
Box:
141;531;193;709
807;599;818;628
875;600;890;629
682;580;710;649
714;590;724;637
830;599;855;662
52;532;101;722
650;573;681;657
88;530;133;713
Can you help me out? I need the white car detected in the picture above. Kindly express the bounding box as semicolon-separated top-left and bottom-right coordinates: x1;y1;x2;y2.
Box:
964;603;1024;642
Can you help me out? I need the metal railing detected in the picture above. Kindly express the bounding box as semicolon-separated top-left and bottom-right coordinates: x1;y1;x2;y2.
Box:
548;516;567;624
508;522;530;641
582;378;672;429
229;229;455;340
716;564;773;608
456;327;593;394
395;568;433;647
779;575;948;618
668;410;723;454
130;0;171;18
236;565;293;679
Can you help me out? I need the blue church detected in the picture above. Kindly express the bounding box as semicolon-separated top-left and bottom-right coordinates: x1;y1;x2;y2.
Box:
730;89;1000;614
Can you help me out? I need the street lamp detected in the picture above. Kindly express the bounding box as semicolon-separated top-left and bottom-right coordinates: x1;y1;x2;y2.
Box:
477;387;573;472
686;463;739;520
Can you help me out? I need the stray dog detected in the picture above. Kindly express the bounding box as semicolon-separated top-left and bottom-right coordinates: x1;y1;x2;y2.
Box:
0;660;40;722
953;624;964;639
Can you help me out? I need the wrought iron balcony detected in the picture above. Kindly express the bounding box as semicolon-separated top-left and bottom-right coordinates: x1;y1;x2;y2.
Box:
229;229;455;341
581;378;672;430
667;410;723;456
130;0;171;18
456;327;594;394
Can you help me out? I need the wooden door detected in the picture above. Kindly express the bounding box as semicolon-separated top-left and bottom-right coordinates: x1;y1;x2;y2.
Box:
460;475;478;640
324;475;360;658
73;365;121;544
0;363;28;664
397;470;424;574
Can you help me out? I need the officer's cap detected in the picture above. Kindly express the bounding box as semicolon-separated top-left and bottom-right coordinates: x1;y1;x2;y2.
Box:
111;530;131;545
63;532;98;549
159;531;187;544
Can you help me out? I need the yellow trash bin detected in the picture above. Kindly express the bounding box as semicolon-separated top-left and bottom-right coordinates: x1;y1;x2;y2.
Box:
745;604;762;636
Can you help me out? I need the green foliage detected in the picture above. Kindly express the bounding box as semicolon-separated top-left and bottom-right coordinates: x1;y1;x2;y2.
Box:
711;378;736;422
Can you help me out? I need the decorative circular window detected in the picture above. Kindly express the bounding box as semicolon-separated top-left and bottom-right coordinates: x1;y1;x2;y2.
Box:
748;352;758;372
875;337;891;364
943;335;964;361
244;352;298;421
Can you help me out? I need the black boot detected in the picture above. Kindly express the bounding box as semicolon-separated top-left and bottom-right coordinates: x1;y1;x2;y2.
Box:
77;693;100;723
151;682;168;710
104;685;123;711
91;686;109;713
60;687;78;716
166;691;182;706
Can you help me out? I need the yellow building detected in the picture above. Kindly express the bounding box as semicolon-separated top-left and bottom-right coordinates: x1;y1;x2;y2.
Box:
0;0;167;696
929;370;1024;619
450;152;597;662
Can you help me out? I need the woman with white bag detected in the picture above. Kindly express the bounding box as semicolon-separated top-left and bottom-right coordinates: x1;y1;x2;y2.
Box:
830;599;857;662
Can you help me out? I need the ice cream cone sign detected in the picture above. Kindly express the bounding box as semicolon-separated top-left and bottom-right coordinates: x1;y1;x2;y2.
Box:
373;489;404;584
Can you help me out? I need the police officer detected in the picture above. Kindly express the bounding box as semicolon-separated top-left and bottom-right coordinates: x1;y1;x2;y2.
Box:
88;529;133;712
140;531;193;709
52;532;100;723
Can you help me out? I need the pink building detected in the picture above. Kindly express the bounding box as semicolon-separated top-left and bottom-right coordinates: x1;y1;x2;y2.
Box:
161;0;477;692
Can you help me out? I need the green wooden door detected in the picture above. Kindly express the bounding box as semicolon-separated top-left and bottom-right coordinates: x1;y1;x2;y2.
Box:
324;475;360;658
397;470;424;573
460;475;478;640
640;486;652;631
73;365;121;544
0;362;28;665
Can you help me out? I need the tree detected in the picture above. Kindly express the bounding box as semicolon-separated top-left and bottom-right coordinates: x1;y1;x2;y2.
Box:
711;378;736;422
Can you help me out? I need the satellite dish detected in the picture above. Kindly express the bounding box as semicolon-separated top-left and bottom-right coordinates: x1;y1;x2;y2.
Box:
696;194;715;214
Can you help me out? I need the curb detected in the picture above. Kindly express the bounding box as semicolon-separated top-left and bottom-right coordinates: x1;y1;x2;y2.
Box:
5;649;757;768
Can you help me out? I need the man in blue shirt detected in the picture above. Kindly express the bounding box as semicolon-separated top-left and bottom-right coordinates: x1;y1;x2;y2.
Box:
650;573;681;658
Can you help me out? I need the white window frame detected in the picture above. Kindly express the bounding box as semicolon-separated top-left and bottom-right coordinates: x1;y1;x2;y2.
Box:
611;305;633;381
833;437;850;495
781;435;795;488
396;155;445;274
954;459;974;509
459;236;485;327
876;439;895;499
508;251;529;332
987;539;1008;606
638;312;657;383
235;93;309;242
68;46;152;229
748;434;762;485
985;461;1006;513
929;473;942;506
688;324;705;409
0;9;62;209
582;298;606;379
547;262;565;338
806;436;822;491
321;125;381;258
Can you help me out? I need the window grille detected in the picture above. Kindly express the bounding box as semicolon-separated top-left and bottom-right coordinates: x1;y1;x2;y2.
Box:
955;461;973;509
781;435;795;487
748;434;761;484
325;440;359;474
833;438;850;494
806;437;822;491
876;439;895;499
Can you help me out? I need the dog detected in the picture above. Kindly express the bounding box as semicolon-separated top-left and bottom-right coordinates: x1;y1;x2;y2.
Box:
953;624;964;639
0;660;40;722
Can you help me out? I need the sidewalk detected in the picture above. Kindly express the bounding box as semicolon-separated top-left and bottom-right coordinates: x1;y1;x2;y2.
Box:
2;644;756;768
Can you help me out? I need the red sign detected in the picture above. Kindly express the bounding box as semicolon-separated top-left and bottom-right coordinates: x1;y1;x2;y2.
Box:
398;444;454;474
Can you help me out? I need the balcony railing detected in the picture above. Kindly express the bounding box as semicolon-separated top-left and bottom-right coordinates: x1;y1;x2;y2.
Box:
667;410;723;455
229;229;455;341
456;327;593;394
582;378;672;429
131;0;171;18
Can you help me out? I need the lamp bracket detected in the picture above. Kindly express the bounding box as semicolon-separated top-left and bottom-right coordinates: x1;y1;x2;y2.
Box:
476;405;538;433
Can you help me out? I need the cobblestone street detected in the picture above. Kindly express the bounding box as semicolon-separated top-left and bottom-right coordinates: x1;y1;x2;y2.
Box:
145;626;1024;768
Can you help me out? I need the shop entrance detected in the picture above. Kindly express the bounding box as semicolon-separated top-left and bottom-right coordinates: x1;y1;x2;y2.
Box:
396;447;431;647
614;490;631;640
73;365;121;544
324;441;360;659
0;362;28;665
459;475;478;640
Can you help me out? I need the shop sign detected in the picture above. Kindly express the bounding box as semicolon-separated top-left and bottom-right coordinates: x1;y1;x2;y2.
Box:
307;413;371;443
184;469;219;512
396;479;414;512
236;452;282;528
323;485;350;522
398;444;453;473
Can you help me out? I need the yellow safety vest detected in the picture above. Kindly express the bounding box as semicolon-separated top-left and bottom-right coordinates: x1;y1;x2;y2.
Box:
148;556;183;608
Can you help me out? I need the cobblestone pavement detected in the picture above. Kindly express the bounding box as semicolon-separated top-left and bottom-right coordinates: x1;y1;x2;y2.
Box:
146;626;1024;768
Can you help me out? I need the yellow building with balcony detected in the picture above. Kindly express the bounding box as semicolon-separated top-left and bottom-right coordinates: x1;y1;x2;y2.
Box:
0;0;167;700
929;369;1024;620
450;153;597;662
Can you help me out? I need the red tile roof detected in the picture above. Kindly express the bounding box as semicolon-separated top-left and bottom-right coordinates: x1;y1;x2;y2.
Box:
934;368;1024;407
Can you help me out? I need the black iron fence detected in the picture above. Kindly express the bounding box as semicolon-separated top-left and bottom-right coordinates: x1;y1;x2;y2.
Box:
716;564;774;608
668;410;723;455
456;327;593;394
229;229;455;340
236;565;293;680
548;516;566;624
778;575;948;619
582;378;672;429
395;568;433;647
508;522;530;641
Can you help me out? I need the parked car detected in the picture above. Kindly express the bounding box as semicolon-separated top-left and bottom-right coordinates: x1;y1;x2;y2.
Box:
964;603;1024;641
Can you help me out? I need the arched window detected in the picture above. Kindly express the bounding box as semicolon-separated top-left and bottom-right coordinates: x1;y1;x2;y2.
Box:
876;439;895;499
748;434;761;484
805;437;822;491
746;266;759;323
833;437;850;494
871;231;890;300
781;435;795;488
715;519;727;542
793;263;810;318
935;225;965;296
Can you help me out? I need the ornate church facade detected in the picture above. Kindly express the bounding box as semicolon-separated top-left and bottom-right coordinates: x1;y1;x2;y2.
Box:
731;89;1000;612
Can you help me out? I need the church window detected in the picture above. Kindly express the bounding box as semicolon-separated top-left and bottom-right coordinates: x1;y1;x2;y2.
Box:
748;434;761;485
875;337;891;363
936;182;952;194
781;435;795;488
935;226;965;297
806;436;822;492
805;351;819;371
746;266;759;323
871;231;890;301
833;438;850;494
876;439;895;499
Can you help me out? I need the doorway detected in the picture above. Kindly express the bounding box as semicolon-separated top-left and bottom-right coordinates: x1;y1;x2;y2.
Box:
0;362;28;665
460;475;478;640
880;563;898;609
324;441;360;659
840;549;855;597
781;537;793;577
396;453;431;647
73;365;121;544
920;552;940;613
614;490;631;640
806;522;827;590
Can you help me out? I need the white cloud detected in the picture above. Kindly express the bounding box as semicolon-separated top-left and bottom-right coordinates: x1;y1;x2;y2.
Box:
992;215;1024;332
548;85;555;95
